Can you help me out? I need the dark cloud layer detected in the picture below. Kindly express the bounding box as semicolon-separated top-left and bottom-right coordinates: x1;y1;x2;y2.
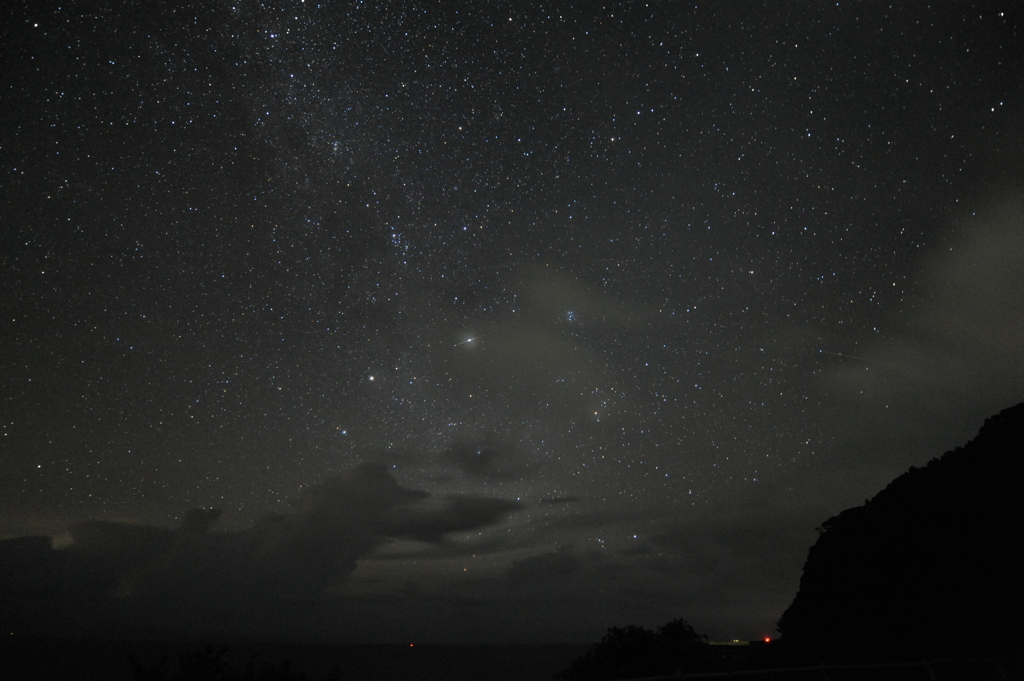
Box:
0;465;521;639
442;434;521;480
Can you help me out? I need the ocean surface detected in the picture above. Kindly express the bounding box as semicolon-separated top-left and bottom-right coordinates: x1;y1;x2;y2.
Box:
0;636;592;681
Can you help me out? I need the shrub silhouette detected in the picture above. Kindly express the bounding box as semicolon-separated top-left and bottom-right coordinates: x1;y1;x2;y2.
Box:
556;619;707;680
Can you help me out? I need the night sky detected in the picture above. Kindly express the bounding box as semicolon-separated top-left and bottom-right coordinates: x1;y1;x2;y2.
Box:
2;1;1023;643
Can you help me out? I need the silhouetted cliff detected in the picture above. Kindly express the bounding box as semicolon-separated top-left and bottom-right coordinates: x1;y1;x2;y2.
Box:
778;402;1024;653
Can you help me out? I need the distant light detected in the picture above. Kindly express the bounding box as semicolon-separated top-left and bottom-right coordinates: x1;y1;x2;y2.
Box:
409;644;414;647
764;637;771;643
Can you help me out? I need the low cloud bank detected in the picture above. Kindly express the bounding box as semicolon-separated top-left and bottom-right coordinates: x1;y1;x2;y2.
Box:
0;464;521;639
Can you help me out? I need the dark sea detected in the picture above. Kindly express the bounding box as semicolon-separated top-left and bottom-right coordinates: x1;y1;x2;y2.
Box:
0;636;592;681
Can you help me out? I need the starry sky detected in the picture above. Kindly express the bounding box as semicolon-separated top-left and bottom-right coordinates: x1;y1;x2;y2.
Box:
2;0;1023;643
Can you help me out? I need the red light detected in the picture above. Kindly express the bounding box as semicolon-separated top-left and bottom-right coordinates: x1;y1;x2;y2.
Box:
409;644;414;647
764;637;771;643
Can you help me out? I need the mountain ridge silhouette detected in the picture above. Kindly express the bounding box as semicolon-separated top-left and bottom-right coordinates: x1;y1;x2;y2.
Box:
778;401;1024;653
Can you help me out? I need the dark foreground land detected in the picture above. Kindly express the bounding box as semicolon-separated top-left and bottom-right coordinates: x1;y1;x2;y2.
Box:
0;636;591;681
683;659;1023;681
2;637;1019;681
692;646;1023;681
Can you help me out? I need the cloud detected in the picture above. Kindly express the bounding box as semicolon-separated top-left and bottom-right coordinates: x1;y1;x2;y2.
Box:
816;193;1024;479
520;268;640;326
0;464;522;638
325;492;820;642
539;496;582;505
443;268;650;423
505;545;586;587
441;433;520;480
831;194;1024;398
387;495;524;543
